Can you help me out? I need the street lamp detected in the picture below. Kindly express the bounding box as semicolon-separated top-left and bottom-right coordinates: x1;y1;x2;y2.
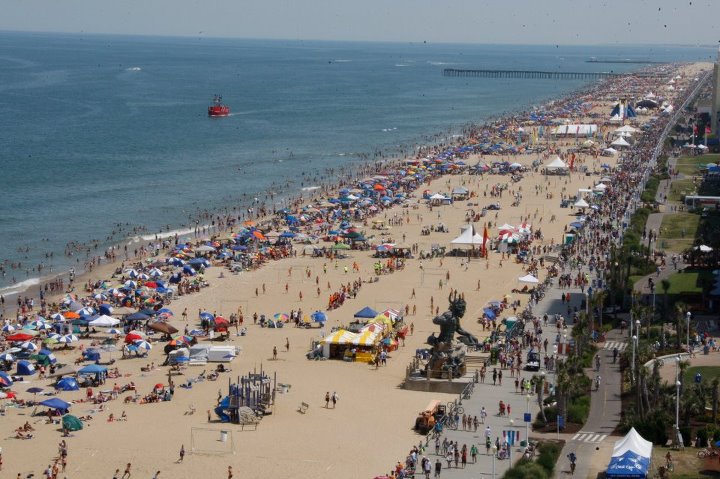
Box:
686;312;692;354
675;355;682;448
631;335;638;384
525;393;532;447
491;444;498;479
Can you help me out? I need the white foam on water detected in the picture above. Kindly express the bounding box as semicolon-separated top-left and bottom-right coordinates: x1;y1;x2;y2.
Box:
0;277;40;296
126;66;142;71
301;186;321;191
140;227;197;242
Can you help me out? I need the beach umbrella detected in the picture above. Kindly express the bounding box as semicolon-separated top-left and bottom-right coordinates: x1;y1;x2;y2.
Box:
107;328;122;335
63;311;80;319
2;324;16;333
98;304;114;315
199;312;215;321
134;340;152;351
273;313;289;322
0;352;14;362
124;331;144;343
126;269;139;278
50;313;65;322
20;341;39;351
36;323;53;332
311;311;328;323
124;280;137;289
93;293;108;301
157;308;173;316
148;268;163;277
27;386;44;395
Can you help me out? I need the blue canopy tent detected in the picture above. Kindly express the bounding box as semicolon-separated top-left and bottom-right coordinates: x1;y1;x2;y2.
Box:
56;377;80;391
17;360;36;375
39;397;71;412
354;306;378;319
605;428;652;479
483;308;497;319
0;371;13;387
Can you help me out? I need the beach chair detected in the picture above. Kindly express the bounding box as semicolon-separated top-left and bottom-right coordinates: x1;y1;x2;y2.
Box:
298;402;309;414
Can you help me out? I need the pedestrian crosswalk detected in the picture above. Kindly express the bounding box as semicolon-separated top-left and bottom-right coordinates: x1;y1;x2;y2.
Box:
603;341;627;352
571;432;608;443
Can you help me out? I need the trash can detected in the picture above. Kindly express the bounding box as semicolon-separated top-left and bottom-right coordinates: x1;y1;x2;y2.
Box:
220;431;228;442
520;440;527;447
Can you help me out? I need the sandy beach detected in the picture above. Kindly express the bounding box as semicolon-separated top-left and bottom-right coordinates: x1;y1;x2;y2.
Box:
0;62;710;479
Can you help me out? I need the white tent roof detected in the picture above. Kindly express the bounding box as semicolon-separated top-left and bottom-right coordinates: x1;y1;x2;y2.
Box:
574;198;590;208
593;183;608;190
451;225;484;245
545;157;568;169
614;125;639;133
611;137;631;147
611;428;653;459
696;245;713;252
89;315;121;327
429;193;447;200
602;147;618;155
518;274;539;284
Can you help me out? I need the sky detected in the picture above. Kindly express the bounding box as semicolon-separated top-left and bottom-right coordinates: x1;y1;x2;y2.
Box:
1;0;719;45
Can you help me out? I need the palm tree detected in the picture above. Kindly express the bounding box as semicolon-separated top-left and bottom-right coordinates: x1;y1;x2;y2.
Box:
675;303;687;350
660;278;671;323
712;378;719;425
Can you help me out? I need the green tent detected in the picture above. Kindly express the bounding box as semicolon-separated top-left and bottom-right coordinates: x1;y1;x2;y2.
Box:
62;414;83;432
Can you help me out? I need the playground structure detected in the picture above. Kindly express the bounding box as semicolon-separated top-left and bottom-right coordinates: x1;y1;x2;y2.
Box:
214;367;277;428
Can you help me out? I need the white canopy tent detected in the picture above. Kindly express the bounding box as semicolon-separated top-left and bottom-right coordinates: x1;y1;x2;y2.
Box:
551;124;597;137
451;225;484;246
545;157;568;170
611;137;631;149
574;198;590;208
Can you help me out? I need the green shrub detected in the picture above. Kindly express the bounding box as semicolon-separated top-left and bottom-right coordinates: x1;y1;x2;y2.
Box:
536;442;560;474
568;396;591;424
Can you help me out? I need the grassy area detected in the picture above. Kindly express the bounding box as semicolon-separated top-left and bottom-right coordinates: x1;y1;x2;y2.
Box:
659;213;700;239
663;270;715;295
669;178;698;202
675;154;719;176
683;366;720;386
658;213;700;253
652;445;720;478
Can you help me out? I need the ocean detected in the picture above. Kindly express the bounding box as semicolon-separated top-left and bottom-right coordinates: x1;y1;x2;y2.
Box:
0;31;713;295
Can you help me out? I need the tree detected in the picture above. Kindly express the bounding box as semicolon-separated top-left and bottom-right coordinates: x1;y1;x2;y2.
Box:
660;278;671;323
712;378;719;425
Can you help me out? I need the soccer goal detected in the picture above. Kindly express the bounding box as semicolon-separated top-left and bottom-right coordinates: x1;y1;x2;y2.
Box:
190;427;236;456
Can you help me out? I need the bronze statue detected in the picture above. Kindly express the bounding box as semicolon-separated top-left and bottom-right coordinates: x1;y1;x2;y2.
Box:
428;291;479;347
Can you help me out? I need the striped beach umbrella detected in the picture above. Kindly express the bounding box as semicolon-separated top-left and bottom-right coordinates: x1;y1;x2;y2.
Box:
0;352;14;362
50;313;65;322
133;340;152;351
20;342;38;351
2;324;16;333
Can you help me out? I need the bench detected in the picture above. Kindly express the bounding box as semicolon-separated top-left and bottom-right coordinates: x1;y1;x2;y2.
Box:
298;402;309;414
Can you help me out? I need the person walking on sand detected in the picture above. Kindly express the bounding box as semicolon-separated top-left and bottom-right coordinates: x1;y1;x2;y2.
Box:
121;463;132;479
325;391;330;408
228;466;233;479
331;391;339;408
179;444;185;462
285;338;290;352
273;346;277;360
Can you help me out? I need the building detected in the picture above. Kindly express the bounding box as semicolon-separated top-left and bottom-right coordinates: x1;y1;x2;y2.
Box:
712;47;720;136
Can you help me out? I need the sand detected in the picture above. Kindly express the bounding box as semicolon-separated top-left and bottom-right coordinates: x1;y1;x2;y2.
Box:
0;62;709;479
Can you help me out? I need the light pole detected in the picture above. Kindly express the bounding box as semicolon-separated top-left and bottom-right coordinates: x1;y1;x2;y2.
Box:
631;334;638;384
675;355;682;448
525;393;531;446
491;444;497;479
686;312;692;354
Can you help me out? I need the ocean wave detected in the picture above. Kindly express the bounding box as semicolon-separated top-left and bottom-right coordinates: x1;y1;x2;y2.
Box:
333;59;351;63
428;61;455;66
0;277;40;296
302;186;321;191
139;227;198;242
395;64;410;67
126;66;142;71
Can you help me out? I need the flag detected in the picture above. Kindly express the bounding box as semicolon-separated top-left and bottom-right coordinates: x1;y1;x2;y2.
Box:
482;224;489;258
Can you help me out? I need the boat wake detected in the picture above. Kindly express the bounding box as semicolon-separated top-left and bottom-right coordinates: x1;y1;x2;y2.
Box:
126;66;142;71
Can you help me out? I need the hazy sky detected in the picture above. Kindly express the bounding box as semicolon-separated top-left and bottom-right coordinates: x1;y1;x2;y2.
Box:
1;0;718;45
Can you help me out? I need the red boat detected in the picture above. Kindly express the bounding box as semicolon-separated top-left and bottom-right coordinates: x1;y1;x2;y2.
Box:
208;95;230;117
